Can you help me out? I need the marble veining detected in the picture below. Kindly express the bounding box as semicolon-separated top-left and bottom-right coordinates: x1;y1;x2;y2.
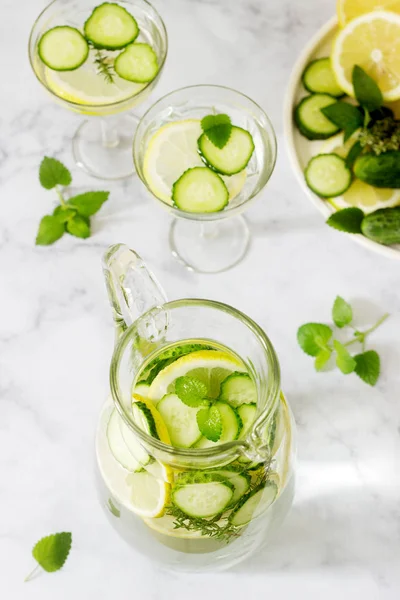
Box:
1;0;400;598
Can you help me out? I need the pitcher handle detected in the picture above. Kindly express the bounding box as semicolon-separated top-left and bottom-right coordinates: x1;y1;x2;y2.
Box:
103;244;167;339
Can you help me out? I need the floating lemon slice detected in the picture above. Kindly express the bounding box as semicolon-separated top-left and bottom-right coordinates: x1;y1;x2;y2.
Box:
125;470;170;518
142;119;247;204
332;11;400;102
337;0;400;26
321;133;400;212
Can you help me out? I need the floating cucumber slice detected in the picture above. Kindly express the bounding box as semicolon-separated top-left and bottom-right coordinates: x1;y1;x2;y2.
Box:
38;26;89;71
132;401;159;439
194;401;242;448
172;167;229;213
107;409;141;471
219;372;257;407
302;58;344;97
134;382;151;397
198;126;255;175
119;418;151;468
237;403;257;437
172;472;234;518
157;393;203;448
114;43;159;83
211;467;251;505
305;154;352;198
84;2;139;50
138;343;214;385
229;481;277;527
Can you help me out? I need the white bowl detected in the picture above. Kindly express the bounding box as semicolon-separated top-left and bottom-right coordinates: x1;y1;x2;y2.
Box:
284;16;400;260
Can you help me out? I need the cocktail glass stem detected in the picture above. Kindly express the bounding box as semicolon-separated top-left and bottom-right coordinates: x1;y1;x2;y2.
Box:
100;117;119;149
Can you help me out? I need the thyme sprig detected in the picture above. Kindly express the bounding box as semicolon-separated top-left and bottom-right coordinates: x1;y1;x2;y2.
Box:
165;505;240;542
94;49;115;84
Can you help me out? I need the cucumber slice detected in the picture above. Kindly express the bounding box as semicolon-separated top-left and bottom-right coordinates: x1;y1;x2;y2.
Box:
132;400;159;439
198;126;255;175
211;467;251;505
157;393;203;448
194;401;242;448
114;43;159;83
119;418;151;468
134;382;150;397
172;472;234;518
84;2;139;50
38;26;89;71
229;482;277;527
294;94;340;140
219;372;257;407
138;343;214;385
172;167;229;213
237;403;257;437
107;409;141;471
305;154;352;198
302;58;344;98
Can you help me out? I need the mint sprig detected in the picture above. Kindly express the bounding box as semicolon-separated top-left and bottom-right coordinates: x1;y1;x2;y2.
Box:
196;405;222;442
25;532;72;582
175;376;209;407
297;296;388;385
36;157;109;246
326;207;364;234
321;102;363;142
201;114;232;149
352;65;383;112
175;375;221;440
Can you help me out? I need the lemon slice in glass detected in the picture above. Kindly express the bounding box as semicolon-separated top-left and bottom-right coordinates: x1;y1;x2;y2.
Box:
337;0;400;26
332;11;400;101
142;119;247;204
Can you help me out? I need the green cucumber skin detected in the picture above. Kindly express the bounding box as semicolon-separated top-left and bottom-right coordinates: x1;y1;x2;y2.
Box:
172;167;229;212
361;208;400;245
305;154;352;198
133;401;159;440
229;481;278;527
38;26;89;71
354;152;400;188
294;95;340;140
114;43;159;83
197;127;255;176
139;344;214;385
84;2;139;50
301;58;344;98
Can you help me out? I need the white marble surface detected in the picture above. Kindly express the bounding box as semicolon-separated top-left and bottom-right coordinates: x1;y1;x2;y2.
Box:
1;0;400;597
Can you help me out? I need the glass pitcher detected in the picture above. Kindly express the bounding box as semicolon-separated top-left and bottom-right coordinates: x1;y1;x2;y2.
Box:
95;243;296;572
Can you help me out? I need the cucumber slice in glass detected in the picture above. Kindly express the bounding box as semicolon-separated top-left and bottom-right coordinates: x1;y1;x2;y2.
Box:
237;403;257;437
211;467;251;505
229;481;277;527
198;126;255;175
84;2;139;50
194;401;242;448
294;94;339;140
107;409;141;471
302;58;344;98
172;472;234;518
157;393;203;448
132;400;159;439
38;26;89;71
172;167;229;213
114;43;159;83
219;372;257;407
305;153;352;198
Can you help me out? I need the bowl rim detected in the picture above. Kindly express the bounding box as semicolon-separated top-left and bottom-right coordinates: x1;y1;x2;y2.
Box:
283;15;400;261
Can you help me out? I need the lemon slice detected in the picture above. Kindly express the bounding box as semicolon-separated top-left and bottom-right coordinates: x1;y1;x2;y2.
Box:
332;11;400;101
125;470;170;518
142;119;247;204
44;53;145;105
337;0;400;26
143;514;205;539
148;350;245;402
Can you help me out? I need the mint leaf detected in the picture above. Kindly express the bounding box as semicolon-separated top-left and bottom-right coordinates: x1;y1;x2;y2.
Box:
201;113;232;149
326;207;364;233
36;215;65;245
68;191;109;217
66;214;91;239
196;406;222;442
53;206;77;223
26;532;72;580
333;340;356;374
297;323;332;357
345;140;363;169
39;157;72;190
175;376;208;407
315;348;331;371
352;65;383;112
332;296;353;328
354;350;380;385
321;102;363;141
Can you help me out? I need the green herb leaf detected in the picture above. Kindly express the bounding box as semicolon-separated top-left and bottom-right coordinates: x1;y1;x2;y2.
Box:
352;65;383;112
332;296;353;328
36;215;65;245
39;157;72;190
345;140;363;169
196;405;222;442
326;207;364;233
201;113;232;149
354;350;380;385
297;323;333;357
26;532;72;580
66;214;91;239
175;376;208;407
53;206;77;223
321;102;363;141
314;348;332;371
68;191;109;217
333;340;356;374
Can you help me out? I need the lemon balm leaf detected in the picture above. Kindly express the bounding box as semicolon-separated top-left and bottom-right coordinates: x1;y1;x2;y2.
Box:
25;532;72;581
314;348;331;371
201;114;232;149
333;340;356;374
39;157;72;189
196;406;222;442
332;296;353;328
326;207;364;233
68;191;109;216
175;376;208;407
354;350;380;386
66;214;91;239
352;65;383;112
297;323;333;356
36;215;65;245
